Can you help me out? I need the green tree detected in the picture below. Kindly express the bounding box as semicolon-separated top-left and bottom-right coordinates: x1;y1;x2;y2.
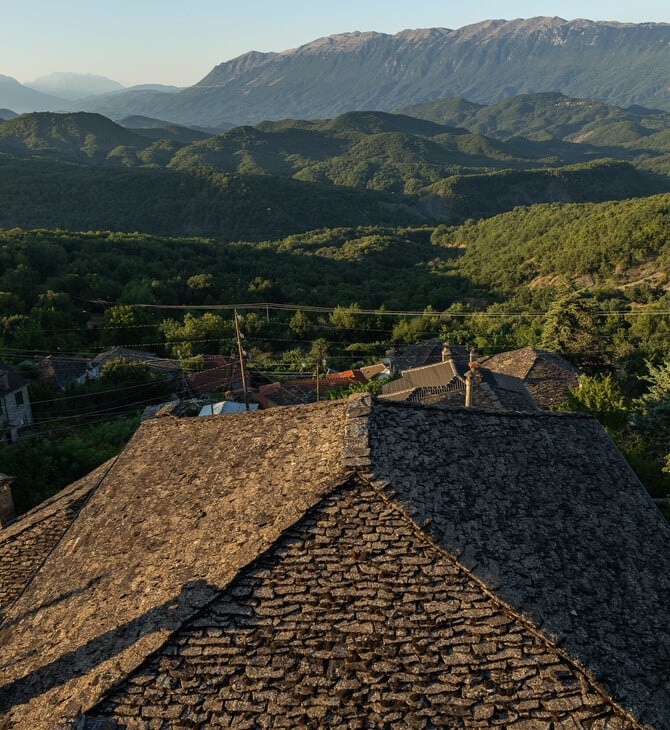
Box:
540;287;601;361
102;305;157;347
160;312;233;358
565;374;629;429
289;310;312;339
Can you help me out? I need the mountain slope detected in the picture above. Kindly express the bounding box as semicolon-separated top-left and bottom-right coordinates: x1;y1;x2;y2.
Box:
0;75;68;114
442;193;670;291
0;112;148;162
398;92;670;144
78;19;670;127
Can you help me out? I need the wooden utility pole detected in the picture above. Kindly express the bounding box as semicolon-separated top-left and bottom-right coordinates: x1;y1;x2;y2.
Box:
234;308;249;411
315;359;320;402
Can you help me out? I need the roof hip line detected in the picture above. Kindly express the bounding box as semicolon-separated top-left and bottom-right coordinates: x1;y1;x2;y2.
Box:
355;469;644;730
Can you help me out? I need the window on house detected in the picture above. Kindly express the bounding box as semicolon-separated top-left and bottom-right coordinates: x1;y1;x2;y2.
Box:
14;391;24;407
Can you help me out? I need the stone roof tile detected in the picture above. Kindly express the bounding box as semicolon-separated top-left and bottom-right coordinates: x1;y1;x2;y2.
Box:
88;480;637;729
0;401;349;728
0;397;667;728
0;460;114;620
368;400;670;728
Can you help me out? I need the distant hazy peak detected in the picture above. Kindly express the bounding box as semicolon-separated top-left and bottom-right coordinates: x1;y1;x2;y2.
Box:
27;72;124;100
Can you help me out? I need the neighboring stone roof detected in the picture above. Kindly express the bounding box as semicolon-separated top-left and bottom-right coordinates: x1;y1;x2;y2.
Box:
0;398;667;728
358;362;387;380
384;338;449;374
35;355;93;390
93;348;181;378
0;460;114;621
381;360;464;398
480;347;580;409
381;362;538;413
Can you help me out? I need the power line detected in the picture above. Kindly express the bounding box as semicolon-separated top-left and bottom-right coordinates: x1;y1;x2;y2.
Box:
87;299;670;319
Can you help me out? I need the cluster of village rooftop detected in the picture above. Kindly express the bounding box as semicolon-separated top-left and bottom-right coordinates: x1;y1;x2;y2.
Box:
0;339;580;444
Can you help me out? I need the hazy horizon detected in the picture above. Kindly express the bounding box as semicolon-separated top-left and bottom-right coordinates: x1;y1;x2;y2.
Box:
2;1;669;88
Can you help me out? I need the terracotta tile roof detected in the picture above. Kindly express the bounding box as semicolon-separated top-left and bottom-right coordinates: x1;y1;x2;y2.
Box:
186;355;242;395
254;371;366;408
0;398;667;728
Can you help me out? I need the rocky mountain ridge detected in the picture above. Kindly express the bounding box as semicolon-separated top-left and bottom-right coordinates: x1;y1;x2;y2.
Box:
3;18;669;128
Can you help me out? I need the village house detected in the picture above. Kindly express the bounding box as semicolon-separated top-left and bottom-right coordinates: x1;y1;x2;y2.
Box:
34;355;98;391
92;347;182;381
381;342;578;412
0;362;33;442
479;346;580;410
254;369;367;408
186;355;243;397
0;396;668;728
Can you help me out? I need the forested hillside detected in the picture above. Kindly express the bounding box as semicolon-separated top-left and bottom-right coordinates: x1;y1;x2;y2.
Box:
1;105;669;236
437;194;670;291
1;94;670;517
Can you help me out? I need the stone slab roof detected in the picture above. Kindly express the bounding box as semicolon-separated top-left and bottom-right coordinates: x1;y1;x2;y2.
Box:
381;363;538;413
0;459;114;621
384;338;449;374
0;398;667;728
91;480;635;729
368;401;670;728
381;360;462;397
0;403;349;728
480;347;580;409
35;355;92;390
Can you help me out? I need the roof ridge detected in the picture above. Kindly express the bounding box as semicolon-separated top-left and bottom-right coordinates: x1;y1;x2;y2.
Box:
0;457;118;630
373;395;596;420
0;460;116;544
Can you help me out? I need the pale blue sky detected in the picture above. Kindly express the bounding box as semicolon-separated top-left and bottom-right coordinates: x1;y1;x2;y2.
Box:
2;1;668;87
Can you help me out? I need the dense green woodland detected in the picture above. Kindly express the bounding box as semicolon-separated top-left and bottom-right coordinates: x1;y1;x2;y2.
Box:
0;97;670;517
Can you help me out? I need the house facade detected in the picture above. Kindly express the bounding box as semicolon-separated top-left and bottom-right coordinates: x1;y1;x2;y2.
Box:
0;363;33;442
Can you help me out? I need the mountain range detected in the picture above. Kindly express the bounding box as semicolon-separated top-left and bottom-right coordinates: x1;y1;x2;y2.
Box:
2;18;670;129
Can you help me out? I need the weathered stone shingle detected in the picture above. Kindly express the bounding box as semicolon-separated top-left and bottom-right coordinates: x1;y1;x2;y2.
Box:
0;402;349;728
0;460;113;620
91;481;635;729
0;397;667;728
368;400;670;728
